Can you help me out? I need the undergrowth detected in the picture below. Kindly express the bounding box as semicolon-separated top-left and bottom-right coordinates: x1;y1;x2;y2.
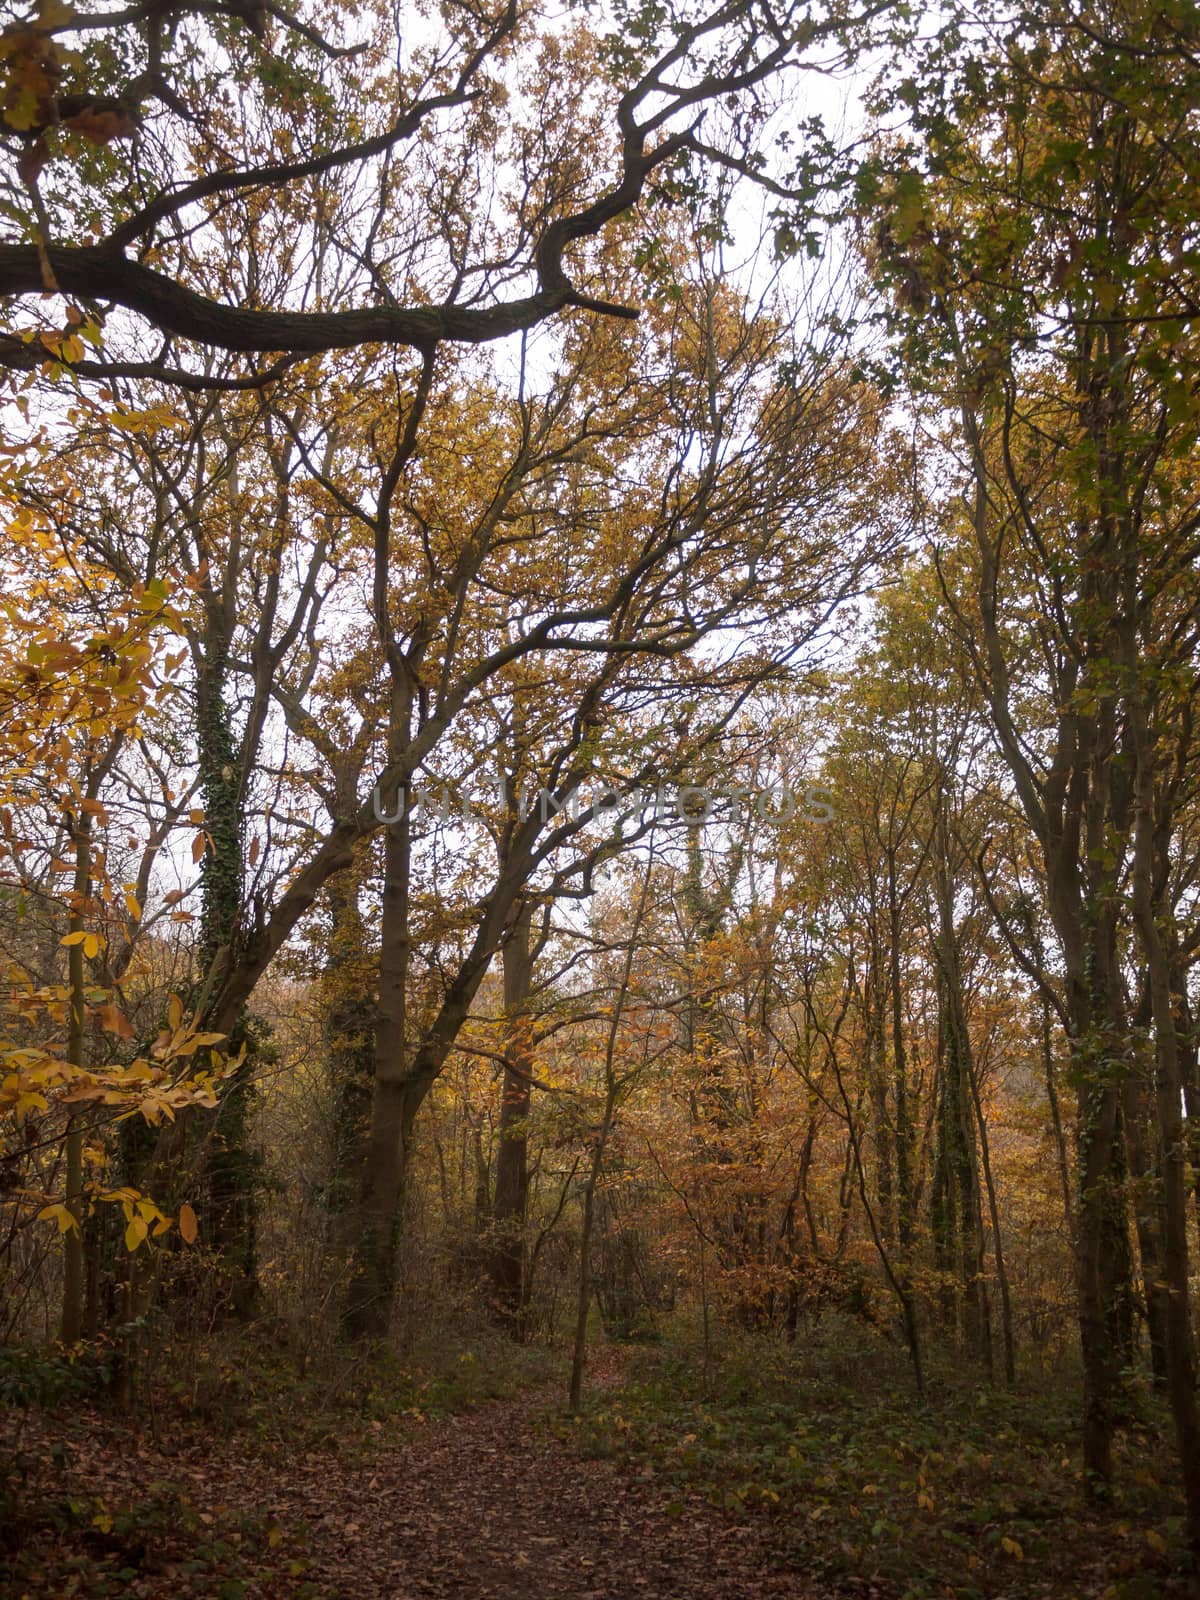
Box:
562;1315;1189;1600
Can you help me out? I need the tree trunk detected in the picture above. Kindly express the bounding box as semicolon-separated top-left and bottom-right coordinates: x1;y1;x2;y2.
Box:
1122;1059;1168;1388
343;764;416;1345
60;804;93;1346
569;1097;616;1413
195;597;259;1318
888;873;915;1253
932;853;991;1369
867;959;895;1248
1074;1065;1125;1492
970;1058;1014;1384
1132;733;1200;1547
491;904;533;1334
322;860;376;1226
1040;993;1073;1235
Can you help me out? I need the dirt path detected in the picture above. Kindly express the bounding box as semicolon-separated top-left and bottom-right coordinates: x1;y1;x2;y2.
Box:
3;1385;820;1599
259;1392;814;1600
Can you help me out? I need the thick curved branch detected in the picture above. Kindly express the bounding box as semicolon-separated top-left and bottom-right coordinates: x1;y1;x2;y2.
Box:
1;0;834;362
0;244;637;355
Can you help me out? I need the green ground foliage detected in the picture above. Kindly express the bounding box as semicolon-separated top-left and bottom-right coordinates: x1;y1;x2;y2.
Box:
565;1320;1188;1600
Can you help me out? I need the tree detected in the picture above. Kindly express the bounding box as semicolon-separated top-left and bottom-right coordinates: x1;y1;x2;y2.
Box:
863;0;1200;1523
332;237;897;1340
1;0;902;1350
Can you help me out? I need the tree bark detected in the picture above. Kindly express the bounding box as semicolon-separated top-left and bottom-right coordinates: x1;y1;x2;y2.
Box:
322;858;376;1226
1122;1055;1168;1388
491;904;534;1334
1131;719;1200;1547
342;745;415;1344
569;1100;615;1413
932;856;991;1368
60;794;96;1346
194;505;259;1319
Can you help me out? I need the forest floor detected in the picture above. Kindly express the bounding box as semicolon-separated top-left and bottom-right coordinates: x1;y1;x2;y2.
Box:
0;1346;820;1600
0;1326;1192;1600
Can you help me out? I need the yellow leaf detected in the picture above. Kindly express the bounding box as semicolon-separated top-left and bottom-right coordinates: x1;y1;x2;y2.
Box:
16;1090;48;1118
167;993;184;1031
82;932;100;959
124;892;141;921
37;1202;78;1234
1000;1537;1023;1560
191;831;207;864
178;1201;198;1244
1145;1529;1167;1554
60;930;86;946
125;1215;148;1251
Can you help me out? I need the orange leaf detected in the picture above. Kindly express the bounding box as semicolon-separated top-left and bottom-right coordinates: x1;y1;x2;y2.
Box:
63;106;138;145
97;1003;134;1039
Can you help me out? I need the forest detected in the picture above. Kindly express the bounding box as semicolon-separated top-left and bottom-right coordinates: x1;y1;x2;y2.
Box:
1;0;1198;1596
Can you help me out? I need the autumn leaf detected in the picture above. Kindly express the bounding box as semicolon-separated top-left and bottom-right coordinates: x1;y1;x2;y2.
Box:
37;1202;78;1233
96;1002;134;1039
63;106;137;144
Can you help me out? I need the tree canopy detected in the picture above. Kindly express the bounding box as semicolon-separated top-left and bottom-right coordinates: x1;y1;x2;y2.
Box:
4;2;1200;1595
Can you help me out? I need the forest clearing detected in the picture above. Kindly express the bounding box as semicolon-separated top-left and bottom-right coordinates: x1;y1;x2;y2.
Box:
1;0;1199;1596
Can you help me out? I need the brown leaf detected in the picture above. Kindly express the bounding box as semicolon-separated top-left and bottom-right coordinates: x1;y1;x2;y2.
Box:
96;1002;134;1039
63;106;137;144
